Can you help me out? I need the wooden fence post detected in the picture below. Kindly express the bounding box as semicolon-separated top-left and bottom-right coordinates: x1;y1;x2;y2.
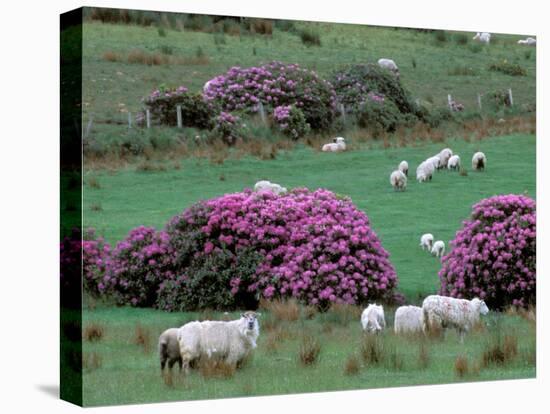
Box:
128;112;132;129
447;94;453;110
477;94;482;111
84;117;93;139
146;109;151;129
176;105;182;128
508;88;514;106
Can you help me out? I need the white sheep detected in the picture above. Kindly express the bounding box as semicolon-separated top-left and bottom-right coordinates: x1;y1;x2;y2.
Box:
158;328;182;373
517;37;536;46
361;304;386;333
473;32;491;44
422;295;489;341
416;161;435;182
322;137;346;152
447;154;461;170
426;155;441;170
394;306;423;334
390;170;407;191
398;160;409;176
437;148;453;168
254;180;287;195
377;58;400;77
431;240;445;258
177;312;260;373
472;151;487;171
203;79;212;92
419;233;434;251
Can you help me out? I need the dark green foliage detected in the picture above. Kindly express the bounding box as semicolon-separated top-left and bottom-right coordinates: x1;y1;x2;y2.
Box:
356;98;409;134
299;28;321;46
483;89;513;110
143;91;213;129
489;60;527;76
434;30;448;43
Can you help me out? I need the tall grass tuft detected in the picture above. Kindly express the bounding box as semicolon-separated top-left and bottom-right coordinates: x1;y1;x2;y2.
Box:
198;358;236;379
261;299;300;322
454;355;469;378
134;324;152;353
299;28;321;47
84;323;104;342
344;354;361;376
299;335;321;366
360;334;384;366
417;341;430;369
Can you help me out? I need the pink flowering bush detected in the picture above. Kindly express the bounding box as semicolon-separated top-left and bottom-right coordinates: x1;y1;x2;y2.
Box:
160;188;398;310
139;85;213;128
203;61;337;130
106;226;175;307
439;194;536;309
82;228;112;297
211;111;245;144
272;105;310;140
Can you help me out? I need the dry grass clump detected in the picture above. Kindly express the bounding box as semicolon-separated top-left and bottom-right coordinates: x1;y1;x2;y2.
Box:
481;335;518;367
90;202;103;211
360;334;384;366
298;335;321;366
261;299;300;322
87;176;101;189
83;323;104;342
328;303;362;326
417;341;430;369
343;354;361;376
198;358;236;379
454;355;469;378
102;51;121;62
133;324;152;353
136;161;167;172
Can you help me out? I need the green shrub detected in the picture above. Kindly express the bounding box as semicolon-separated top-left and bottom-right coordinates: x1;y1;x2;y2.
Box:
356;96;405;134
483;89;513;110
448;65;478;76
272;105;311;140
299;28;321;46
469;43;483;53
421;107;454;128
454;33;469;45
488;59;527;76
434;30;448;43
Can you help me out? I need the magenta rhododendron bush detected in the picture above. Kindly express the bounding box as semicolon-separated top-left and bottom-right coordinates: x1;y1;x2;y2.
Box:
164;188;398;309
438;194;536;309
82;228;112;297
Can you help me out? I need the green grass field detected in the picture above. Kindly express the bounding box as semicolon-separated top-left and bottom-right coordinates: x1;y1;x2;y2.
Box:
78;16;536;407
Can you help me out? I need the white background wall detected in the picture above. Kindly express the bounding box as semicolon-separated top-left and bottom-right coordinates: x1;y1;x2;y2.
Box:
0;0;547;412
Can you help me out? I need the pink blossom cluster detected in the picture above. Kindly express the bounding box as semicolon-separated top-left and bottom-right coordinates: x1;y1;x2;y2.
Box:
367;91;385;104
82;228;112;297
168;188;398;307
438;194;536;309
142;85;188;104
203;61;337;130
105;226;175;307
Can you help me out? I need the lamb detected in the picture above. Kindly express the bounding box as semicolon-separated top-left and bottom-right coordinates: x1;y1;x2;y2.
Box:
377;58;400;77
447;154;461;170
361;304;386;333
422;295;489;341
398;160;409;176
394;306;423;334
322;137;346;152
177;311;260;373
420;233;434;251
517;37;536;46
472;151;487;171
473;32;491;44
431;240;445;258
254;180;287;195
158;328;183;373
416;160;435;182
390;170;407;191
437;148;453;168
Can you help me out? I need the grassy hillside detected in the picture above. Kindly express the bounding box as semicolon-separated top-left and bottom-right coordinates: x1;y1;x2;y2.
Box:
82;133;535;300
82;21;536;130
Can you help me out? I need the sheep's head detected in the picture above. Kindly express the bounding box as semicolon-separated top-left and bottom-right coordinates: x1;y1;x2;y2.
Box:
472;298;489;315
335;137;345;144
241;311;260;332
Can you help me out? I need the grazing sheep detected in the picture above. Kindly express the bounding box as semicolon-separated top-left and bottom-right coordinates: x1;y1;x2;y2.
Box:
254;180;287;195
416;161;435;182
447;154;461;170
431;240;445;258
437;148;453;168
449;100;465;112
361;304;386;333
394;306;423;334
422;295;489;342
426;155;441;170
473;32;491;44
159;328;182;373
322;137;346;152
398;160;409;176
518;37;536;46
377;58;400;77
390;170;407;191
177;312;260;373
472;151;487;171
420;233;434;251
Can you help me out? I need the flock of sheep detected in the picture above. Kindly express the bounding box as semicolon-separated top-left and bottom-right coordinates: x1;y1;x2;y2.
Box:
158;294;489;375
388;147;486;191
472;32;536;46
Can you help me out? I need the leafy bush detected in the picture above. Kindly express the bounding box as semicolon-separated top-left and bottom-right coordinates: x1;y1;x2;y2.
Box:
211;112;246;144
421;106;454;128
356;94;407;134
106;226;175;307
330;64;416;115
156;248;263;311
82;228;111;297
483;90;513;110
272;105;311;139
488;60;527;76
140;86;213;128
203;61;337;130
163;189;398;310
438;194;536;309
299;28;321;46
454;33;469;45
